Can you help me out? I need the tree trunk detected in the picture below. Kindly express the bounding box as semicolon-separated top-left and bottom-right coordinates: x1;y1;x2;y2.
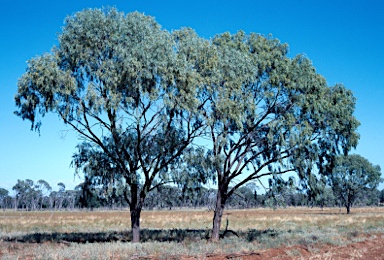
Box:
211;189;226;242
346;204;351;214
131;207;141;243
129;182;143;243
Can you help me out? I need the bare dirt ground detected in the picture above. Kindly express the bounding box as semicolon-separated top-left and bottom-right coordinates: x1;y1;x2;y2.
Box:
203;235;384;260
1;234;384;260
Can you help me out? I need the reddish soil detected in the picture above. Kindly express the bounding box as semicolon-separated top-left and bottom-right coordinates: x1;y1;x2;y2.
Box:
204;235;384;260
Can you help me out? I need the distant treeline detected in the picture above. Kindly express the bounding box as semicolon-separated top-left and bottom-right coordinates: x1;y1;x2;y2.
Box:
0;179;383;211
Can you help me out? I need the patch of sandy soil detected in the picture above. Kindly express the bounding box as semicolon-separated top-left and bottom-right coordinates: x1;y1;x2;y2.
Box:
204;235;384;260
1;235;384;259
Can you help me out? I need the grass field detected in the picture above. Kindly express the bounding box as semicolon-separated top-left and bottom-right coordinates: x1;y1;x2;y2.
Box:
1;207;384;259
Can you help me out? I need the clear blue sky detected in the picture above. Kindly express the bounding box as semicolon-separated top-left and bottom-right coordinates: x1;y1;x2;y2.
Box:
1;0;383;192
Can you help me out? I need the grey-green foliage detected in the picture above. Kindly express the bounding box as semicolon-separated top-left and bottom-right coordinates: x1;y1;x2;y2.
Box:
14;8;206;242
207;31;359;191
196;30;360;240
329;154;382;213
0;188;8;198
0;188;9;209
202;31;360;191
17;9;175;127
14;6;361;241
12;179;44;210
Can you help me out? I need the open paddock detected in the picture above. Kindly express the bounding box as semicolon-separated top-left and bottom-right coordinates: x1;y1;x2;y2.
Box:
1;207;384;259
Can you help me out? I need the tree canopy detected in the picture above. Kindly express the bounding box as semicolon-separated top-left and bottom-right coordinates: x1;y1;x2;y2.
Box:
329;154;382;213
190;31;359;240
15;7;360;242
15;8;207;242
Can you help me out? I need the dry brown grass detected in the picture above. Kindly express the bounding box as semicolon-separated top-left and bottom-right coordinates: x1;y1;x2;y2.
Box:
2;207;384;235
1;207;384;259
218;207;384;231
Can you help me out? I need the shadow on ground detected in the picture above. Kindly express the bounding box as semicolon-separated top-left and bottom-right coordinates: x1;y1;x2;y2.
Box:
3;228;280;243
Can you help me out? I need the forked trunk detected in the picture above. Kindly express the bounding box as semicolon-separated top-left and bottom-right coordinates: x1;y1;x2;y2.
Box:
211;189;226;241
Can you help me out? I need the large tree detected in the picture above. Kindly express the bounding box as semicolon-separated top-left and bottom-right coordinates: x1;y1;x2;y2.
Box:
15;8;207;242
197;31;360;241
329;154;382;214
15;7;361;242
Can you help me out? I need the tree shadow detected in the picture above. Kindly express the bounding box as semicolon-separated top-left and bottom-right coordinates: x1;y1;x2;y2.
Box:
3;228;281;244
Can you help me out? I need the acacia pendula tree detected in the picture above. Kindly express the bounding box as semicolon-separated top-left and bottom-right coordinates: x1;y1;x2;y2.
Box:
329;154;382;214
14;8;209;243
195;31;360;241
14;7;361;242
